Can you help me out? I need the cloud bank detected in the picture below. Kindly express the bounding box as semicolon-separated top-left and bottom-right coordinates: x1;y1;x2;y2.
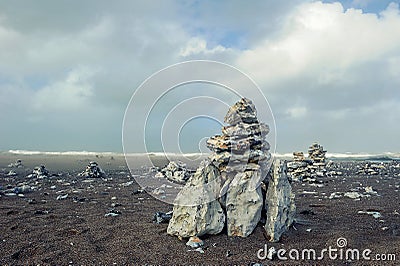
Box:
0;0;399;153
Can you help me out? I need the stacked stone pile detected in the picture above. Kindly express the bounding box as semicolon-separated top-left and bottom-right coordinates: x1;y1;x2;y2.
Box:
287;152;309;181
307;142;328;178
207;98;271;237
79;161;106;178
167;98;295;241
287;142;328;181
308;142;327;164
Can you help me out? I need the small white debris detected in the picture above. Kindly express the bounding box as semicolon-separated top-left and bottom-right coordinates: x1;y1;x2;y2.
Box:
344;192;363;199
357;210;382;219
186;236;204;248
364;186;379;196
56;194;69;200
329;192;342;199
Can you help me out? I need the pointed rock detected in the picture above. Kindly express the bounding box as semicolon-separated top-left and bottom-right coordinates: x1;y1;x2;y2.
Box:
224;98;258;125
264;159;296;242
226;170;264;237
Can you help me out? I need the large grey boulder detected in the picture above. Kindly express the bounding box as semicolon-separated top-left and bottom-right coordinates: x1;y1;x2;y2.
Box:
167;161;225;237
264;159;296;242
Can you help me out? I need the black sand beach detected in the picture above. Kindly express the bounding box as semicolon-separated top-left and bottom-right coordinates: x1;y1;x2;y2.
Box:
0;153;399;265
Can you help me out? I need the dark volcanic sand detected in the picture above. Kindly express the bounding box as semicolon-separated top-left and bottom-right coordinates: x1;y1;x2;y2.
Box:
0;154;399;265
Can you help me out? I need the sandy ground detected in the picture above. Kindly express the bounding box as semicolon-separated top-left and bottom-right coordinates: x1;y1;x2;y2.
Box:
0;153;399;265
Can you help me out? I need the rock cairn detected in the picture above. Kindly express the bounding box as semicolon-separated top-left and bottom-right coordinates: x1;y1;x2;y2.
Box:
287;142;328;181
155;161;191;184
207;98;270;237
79;161;106;178
308;142;327;164
167;98;295;241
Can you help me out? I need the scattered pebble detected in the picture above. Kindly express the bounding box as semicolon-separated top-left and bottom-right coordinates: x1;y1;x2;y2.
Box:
186;236;204;248
225;250;232;257
56;194;69;200
105;209;122;217
357;210;382;219
194;247;204;254
153;211;173;224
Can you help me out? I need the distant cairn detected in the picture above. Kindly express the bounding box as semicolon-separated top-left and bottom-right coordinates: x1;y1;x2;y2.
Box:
79;161;106;178
287;142;328;181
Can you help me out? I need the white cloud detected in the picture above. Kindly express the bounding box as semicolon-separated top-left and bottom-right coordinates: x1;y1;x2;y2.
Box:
33;67;96;111
286;106;307;118
0;0;399;152
237;1;400;85
179;37;228;57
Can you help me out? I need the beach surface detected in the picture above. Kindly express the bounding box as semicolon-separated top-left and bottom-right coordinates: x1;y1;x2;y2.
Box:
0;152;399;265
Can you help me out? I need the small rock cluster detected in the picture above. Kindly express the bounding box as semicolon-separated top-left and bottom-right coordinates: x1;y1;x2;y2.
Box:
155;161;191;184
167;98;295;242
8;159;23;168
78;161;106;178
27;165;49;179
357;163;386;176
287;143;328;181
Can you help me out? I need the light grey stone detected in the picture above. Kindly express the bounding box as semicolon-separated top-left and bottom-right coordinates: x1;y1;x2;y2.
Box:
226;170;264;237
264;159;296;242
167;161;225;237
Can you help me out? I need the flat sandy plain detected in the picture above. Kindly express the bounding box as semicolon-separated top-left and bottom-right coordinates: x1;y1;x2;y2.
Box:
0;153;399;265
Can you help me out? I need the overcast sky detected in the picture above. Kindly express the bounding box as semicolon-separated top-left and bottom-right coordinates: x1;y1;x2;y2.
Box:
1;0;399;153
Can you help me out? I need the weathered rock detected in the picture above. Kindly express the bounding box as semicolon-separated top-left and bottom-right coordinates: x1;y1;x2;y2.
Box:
79;161;106;178
186;236;204;248
7;170;17;177
158;161;191;184
8;159;23;168
210;150;270;167
226;170;264;237
293;152;305;161
264;159;296;242
153;211;173;224
167;161;225;237
222;122;269;138
224;98;258;125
